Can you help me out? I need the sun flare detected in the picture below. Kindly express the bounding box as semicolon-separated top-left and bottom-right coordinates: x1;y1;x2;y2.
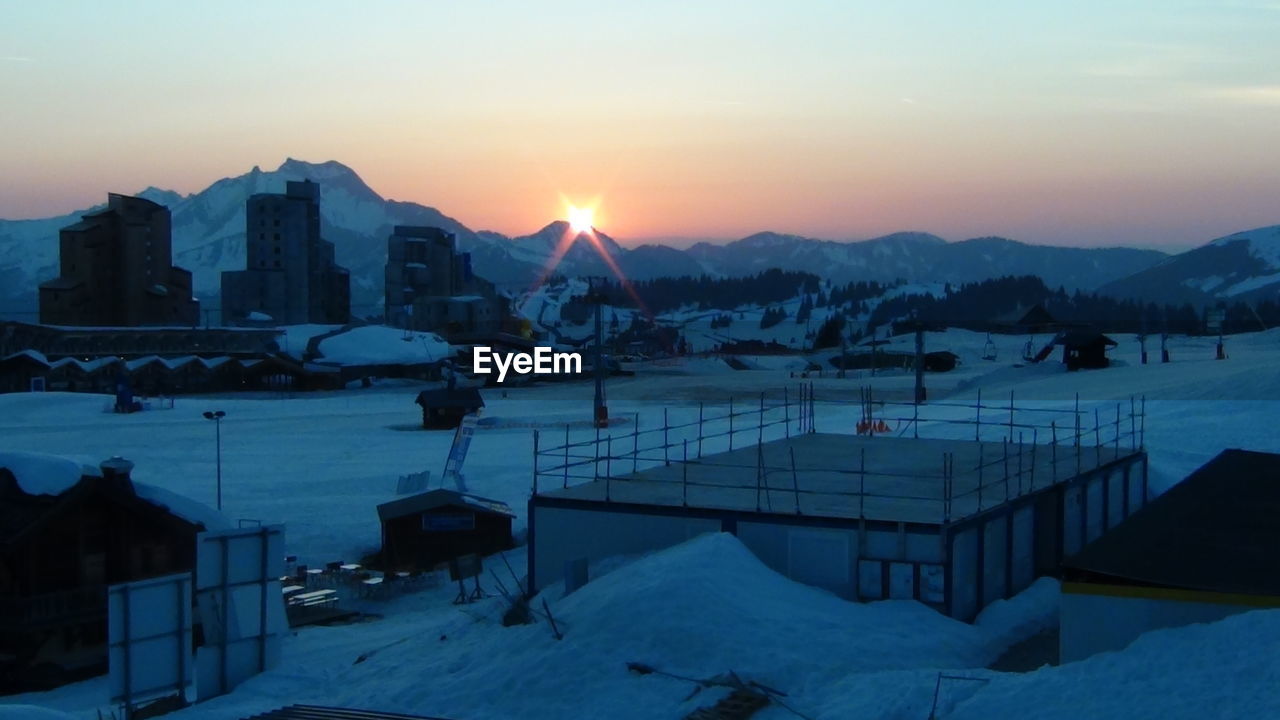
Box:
567;205;594;233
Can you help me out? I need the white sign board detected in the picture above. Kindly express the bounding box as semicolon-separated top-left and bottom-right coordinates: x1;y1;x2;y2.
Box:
442;413;480;491
194;524;287;702
108;572;193;707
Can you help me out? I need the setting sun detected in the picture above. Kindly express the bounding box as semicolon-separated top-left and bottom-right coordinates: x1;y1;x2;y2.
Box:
567;205;594;234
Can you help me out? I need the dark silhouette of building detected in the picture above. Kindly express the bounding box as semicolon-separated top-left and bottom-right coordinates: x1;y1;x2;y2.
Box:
221;180;350;326
0;456;217;690
1055;330;1117;370
384;226;504;338
376;489;515;571
415;386;484;429
38;194;199;327
1061;449;1280;662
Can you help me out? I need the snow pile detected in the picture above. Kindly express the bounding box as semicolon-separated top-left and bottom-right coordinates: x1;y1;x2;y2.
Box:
299;532;998;720
951;609;1280;720
973;577;1060;651
0;451;99;496
315;326;452;366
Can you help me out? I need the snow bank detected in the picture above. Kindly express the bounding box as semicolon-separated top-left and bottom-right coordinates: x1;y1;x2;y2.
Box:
548;532;990;675
973;577;1060;652
299;532;996;720
0;451;99;496
951;609;1280;720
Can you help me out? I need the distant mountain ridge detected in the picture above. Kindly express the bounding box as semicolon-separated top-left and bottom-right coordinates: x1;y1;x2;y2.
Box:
1098;225;1280;306
0;158;1174;320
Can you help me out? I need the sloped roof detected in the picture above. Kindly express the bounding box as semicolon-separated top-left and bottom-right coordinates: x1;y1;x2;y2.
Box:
415;386;484;409
1054;330;1117;348
1064;449;1280;596
993;302;1058;328
376;488;515;522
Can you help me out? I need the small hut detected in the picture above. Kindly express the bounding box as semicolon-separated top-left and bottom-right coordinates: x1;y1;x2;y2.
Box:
993;302;1061;335
415;386;484;429
1054;330;1117;370
376;489;515;570
0;351;50;393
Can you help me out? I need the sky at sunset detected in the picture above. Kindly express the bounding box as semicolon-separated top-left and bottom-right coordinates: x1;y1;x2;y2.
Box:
2;0;1278;249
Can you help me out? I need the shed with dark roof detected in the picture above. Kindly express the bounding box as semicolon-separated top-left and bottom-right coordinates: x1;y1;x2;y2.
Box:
376;488;514;570
1059;449;1280;662
1054;330;1117;370
414;386;484;429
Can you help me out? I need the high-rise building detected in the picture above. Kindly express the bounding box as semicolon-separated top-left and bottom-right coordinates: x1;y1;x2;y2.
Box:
384;226;504;338
38;193;199;327
221;180;350;325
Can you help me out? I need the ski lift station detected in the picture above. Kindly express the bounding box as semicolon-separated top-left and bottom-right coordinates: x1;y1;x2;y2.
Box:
529;386;1149;620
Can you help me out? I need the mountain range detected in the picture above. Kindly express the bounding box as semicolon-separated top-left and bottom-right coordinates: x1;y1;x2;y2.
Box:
0;158;1274;320
1098;225;1280;307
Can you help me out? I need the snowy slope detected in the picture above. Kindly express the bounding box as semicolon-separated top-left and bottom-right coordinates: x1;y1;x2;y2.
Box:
1100;224;1280;305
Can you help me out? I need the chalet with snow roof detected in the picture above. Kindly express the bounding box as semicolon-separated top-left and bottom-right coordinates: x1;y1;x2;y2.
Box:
0;453;227;690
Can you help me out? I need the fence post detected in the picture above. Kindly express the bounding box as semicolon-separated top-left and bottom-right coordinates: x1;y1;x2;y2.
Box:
1050;420;1057;482
784;385;791;439
1030;428;1038;491
1075;393;1082;476
663;408;670;466
633;413;640;474
758;392;765;448
606;434;613;479
1003;438;1010;500
1114;403;1121;456
533;429;540;496
698;402;705;458
809;381;816;433
563;424;570;488
1017;432;1024;495
913;400;919;439
1129;396;1137;452
1008;390;1015;442
975;388;982;442
1140;396;1146;449
729;396;735;451
1094;408;1101;468
789;446;801;515
978;442;985;510
682;439;688;507
944;453;952;523
859;447;866;520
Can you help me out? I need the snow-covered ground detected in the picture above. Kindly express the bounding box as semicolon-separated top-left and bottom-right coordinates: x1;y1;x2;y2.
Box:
4;326;1280;719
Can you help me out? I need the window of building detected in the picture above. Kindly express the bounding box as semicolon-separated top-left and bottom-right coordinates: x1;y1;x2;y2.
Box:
259;233;265;240
274;219;280;227
274;246;281;254
274;260;281;268
274;233;280;240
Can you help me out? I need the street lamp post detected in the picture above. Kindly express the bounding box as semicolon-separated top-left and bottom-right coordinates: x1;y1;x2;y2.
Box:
203;410;226;510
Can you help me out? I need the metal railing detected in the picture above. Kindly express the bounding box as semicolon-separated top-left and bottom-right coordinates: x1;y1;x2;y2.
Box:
531;385;1146;524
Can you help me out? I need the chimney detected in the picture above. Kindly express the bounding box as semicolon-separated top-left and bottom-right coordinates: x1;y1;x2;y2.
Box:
100;456;135;480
